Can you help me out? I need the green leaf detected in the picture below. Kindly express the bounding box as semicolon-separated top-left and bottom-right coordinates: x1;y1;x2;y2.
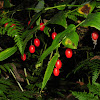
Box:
43;26;50;37
41;53;59;91
62;30;79;49
0;65;7;72
34;0;44;13
4;0;14;8
81;12;100;30
48;11;67;29
38;24;76;62
0;46;17;61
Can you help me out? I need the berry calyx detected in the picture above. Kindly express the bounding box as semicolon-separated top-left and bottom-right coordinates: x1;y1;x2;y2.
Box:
29;45;35;53
92;31;99;40
51;32;57;40
4;23;8;27
65;48;73;58
34;38;40;47
53;68;60;76
21;53;26;61
40;23;45;31
28;21;33;29
55;59;62;69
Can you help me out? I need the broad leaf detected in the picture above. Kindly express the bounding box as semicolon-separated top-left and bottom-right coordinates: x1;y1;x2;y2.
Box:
0;46;17;61
62;30;79;49
41;53;59;91
34;0;44;13
48;11;67;29
81;12;100;30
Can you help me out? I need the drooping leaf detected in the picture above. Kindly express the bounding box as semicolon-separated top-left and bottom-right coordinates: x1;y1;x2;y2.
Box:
81;12;100;30
41;53;59;91
48;11;67;29
62;30;79;49
34;0;44;13
0;46;17;61
38;24;77;63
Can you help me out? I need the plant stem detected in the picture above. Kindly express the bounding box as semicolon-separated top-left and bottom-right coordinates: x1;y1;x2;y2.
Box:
24;68;30;85
10;69;24;92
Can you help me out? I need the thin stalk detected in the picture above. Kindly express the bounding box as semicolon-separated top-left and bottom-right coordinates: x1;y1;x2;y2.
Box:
24;68;30;85
10;69;24;92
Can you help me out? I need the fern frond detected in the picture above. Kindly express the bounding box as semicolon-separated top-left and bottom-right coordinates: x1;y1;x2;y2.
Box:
0;17;24;55
92;69;99;84
72;91;98;100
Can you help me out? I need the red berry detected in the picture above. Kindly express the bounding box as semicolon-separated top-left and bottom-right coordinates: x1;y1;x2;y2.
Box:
55;59;62;69
53;68;60;76
21;54;26;61
51;32;57;40
92;31;99;40
65;48;73;58
11;24;16;27
40;23;45;31
4;23;8;27
34;38;40;47
29;45;35;53
28;21;33;29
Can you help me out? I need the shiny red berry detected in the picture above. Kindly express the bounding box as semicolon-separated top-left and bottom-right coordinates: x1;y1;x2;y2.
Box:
11;24;16;27
28;21;33;29
53;68;60;76
92;31;99;40
65;48;73;58
21;54;26;61
4;23;8;27
40;23;45;31
51;32;57;40
55;59;62;69
29;45;35;53
34;38;40;47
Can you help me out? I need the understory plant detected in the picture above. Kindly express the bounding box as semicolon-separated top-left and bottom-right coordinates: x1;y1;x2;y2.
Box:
0;0;100;99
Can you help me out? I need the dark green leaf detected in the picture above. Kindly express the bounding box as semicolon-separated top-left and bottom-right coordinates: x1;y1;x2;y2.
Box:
48;11;67;29
81;12;100;30
34;0;44;13
41;53;59;91
0;46;17;61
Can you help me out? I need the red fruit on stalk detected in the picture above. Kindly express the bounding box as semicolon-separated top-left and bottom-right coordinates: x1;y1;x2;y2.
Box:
29;45;35;53
21;54;26;61
51;32;57;40
92;31;99;40
10;24;16;27
65;48;73;58
34;38;40;47
55;59;62;69
28;21;33;29
40;23;45;31
4;23;8;27
53;68;60;76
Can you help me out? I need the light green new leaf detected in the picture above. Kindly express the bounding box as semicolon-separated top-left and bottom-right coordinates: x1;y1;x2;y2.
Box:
48;11;67;29
81;12;100;30
0;46;17;61
41;53;59;91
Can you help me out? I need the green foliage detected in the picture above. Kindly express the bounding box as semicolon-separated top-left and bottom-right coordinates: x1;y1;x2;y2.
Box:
0;46;17;61
41;53;59;91
0;0;100;99
72;70;100;100
81;12;100;30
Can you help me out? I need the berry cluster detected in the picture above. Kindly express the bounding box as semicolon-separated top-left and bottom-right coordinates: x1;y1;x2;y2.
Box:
21;21;44;61
51;32;73;76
